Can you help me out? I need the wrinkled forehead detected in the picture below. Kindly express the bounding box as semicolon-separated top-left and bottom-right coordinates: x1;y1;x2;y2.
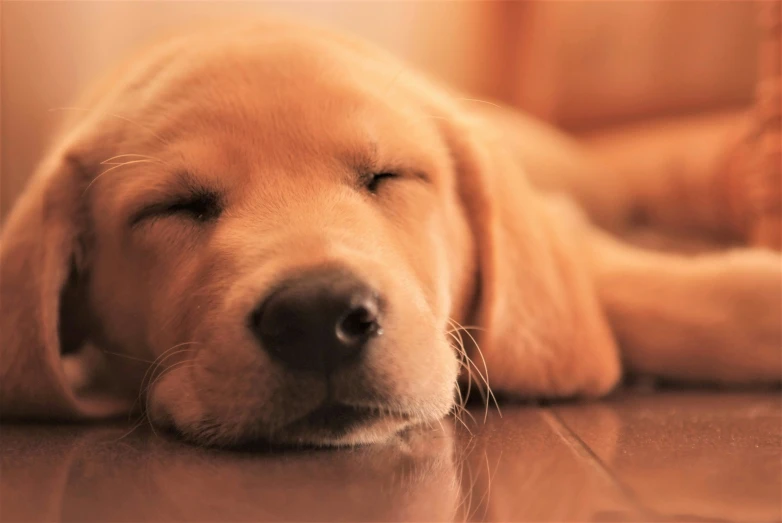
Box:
112;39;446;181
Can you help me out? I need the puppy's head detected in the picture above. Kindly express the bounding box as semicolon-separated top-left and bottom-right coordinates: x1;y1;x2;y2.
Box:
1;25;479;446
0;22;619;446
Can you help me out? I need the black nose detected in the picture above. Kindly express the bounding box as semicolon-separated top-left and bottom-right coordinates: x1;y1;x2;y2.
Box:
250;269;383;373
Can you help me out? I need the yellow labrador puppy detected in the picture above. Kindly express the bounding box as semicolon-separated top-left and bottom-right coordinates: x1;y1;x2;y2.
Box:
1;20;779;446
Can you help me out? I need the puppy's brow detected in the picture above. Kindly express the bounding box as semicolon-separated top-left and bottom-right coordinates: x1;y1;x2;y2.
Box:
166;170;225;203
49;107;171;146
349;140;380;174
173;169;205;189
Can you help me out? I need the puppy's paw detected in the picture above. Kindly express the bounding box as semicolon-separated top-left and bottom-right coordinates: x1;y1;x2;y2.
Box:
709;249;782;381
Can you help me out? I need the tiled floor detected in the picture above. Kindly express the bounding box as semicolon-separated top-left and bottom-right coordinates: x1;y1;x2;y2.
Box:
1;390;780;522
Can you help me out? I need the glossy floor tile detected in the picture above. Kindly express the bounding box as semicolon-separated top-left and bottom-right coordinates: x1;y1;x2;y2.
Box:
554;391;782;523
1;390;780;522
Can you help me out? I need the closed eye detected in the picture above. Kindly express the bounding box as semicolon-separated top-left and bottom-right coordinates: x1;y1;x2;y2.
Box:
130;190;222;227
366;172;399;193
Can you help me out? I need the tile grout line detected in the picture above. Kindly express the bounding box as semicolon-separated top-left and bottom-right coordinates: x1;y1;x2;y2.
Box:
540;408;663;522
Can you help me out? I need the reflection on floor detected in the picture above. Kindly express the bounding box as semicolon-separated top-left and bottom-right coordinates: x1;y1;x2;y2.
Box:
2;390;780;522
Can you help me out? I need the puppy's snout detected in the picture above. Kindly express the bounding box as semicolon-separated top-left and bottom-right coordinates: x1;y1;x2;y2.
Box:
250;269;383;373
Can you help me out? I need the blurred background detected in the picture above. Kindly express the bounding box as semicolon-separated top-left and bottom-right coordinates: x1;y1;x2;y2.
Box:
0;1;763;221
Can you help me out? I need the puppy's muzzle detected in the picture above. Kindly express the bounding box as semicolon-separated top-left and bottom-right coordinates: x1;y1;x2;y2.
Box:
250;268;383;374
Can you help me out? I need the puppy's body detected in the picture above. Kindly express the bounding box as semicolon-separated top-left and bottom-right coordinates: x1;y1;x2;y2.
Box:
1;20;779;446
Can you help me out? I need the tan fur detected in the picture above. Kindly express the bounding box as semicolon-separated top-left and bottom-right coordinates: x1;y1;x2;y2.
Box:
1;20;779;446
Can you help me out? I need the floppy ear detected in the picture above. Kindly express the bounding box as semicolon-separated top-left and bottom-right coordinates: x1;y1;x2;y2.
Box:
0;147;131;419
443;112;622;398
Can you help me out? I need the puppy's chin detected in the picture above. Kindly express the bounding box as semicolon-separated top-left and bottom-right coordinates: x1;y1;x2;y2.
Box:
266;410;418;448
152;400;435;448
146;360;456;448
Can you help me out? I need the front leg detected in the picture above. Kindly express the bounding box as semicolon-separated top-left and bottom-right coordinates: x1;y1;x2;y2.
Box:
588;227;782;384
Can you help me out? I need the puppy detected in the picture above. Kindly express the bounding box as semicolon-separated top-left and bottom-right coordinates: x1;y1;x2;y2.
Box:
1;20;779;446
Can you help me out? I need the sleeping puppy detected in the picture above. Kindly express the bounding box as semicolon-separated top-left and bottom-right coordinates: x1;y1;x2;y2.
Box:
1;20;780;446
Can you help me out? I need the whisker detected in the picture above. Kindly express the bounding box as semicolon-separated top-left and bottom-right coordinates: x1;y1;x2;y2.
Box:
448;318;502;421
449;320;500;413
143;360;200;439
455;97;502;109
435;417;446;435
110;413;149;444
448;330;487;408
383;66;407;96
452;409;474;438
454;358;484;409
448;330;486;429
422;114;450;121
101;153;169;166
448;324;487;333
83;159;158;194
447;321;485;402
452;379;477;425
130;342;201;419
101;350;156;365
49;106;170;145
447;326;489;428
